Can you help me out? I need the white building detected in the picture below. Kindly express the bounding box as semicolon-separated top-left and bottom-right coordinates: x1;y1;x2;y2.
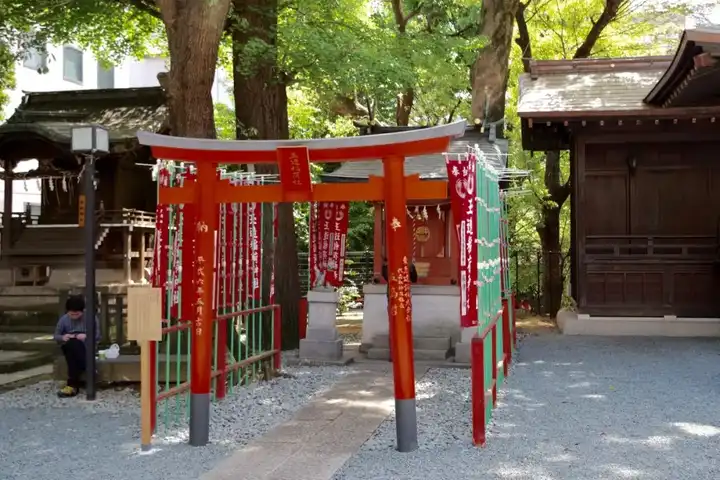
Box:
1;43;233;215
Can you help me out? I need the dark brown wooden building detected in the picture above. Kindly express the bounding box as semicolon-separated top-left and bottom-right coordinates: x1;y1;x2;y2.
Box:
518;28;720;319
0;87;166;288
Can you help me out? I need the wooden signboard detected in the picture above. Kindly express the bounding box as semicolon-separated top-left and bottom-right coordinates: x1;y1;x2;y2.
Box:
127;286;163;342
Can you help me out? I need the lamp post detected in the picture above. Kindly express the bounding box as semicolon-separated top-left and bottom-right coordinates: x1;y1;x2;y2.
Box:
71;125;109;401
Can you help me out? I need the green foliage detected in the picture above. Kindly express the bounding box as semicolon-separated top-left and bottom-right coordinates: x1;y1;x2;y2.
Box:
0;0;164;115
221;0;482;126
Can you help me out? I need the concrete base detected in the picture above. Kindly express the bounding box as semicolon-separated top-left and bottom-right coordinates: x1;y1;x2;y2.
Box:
557;309;720;337
299;338;344;361
453;327;477;363
455;342;470;363
361;284;461;346
53;354;188;383
300;289;344;362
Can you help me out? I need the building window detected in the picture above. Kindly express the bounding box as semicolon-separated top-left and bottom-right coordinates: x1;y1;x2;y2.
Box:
23;48;48;73
97;64;114;89
63;46;83;84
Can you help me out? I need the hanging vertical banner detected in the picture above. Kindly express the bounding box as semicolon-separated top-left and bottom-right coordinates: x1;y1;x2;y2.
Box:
169;170;183;319
446;155;478;327
325;202;350;287
238;178;247;303
153;167;171;318
320;202;335;277
309;203;318;289
247;201;262;300
309;202;348;288
269;203;279;305
180;171;197;321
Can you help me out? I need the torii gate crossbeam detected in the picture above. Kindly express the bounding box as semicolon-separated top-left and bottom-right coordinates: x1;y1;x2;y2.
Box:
137;120;467;452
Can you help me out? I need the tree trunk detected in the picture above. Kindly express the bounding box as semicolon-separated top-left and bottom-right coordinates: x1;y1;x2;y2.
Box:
231;0;301;350
536;150;569;316
470;0;520;124
395;88;414;126
156;0;231;137
514;1;623;317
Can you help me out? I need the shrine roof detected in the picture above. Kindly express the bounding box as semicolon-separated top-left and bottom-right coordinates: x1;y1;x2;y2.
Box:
0;87;167;146
320;126;507;182
518;28;720;119
517;57;671;117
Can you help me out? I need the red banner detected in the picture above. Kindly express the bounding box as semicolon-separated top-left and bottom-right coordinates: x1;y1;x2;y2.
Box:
180;172;197;321
277;146;312;200
309;202;349;288
309;203;318;288
269;203;278;305
326;202;349;287
153;168;171;318
446;155;478;327
247;200;262;300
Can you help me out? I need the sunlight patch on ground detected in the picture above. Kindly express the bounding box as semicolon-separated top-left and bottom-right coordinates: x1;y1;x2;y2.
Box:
672;422;720;437
603;434;675;450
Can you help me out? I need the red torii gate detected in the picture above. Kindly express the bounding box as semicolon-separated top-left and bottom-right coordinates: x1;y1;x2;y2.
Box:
138;120;466;451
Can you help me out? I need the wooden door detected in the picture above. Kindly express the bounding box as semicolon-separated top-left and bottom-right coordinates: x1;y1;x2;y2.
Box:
579;141;720;317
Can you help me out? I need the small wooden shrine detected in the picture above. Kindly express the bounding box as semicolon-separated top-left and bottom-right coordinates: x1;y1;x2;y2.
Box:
322;124;508;352
0;87;167;288
518;28;720;334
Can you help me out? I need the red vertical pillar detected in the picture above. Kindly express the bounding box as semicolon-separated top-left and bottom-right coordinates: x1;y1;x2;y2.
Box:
382;155;417;453
471;335;486;446
189;161;217;447
502;298;511;375
491;322;498;408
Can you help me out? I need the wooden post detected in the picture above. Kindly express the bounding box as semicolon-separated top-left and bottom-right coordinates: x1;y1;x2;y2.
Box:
126;286;162;452
2;165;13;256
382;155;417;453
140;339;153;448
139;231;146;283
123;230;132;283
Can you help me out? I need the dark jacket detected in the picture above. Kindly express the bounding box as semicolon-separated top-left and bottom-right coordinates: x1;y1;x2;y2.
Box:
381;262;418;284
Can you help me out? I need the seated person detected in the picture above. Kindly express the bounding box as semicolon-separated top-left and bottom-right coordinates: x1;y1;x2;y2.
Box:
54;295;100;398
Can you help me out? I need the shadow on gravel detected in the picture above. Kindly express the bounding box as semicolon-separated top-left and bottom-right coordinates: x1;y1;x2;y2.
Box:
333;335;720;480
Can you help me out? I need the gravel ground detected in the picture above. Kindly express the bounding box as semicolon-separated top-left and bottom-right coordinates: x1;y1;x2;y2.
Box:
0;361;350;480
334;335;720;480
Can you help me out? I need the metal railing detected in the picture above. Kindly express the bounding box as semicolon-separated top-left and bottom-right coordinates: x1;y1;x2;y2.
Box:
297;251;375;295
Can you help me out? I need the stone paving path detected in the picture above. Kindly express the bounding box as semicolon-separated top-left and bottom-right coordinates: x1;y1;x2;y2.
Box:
201;365;427;480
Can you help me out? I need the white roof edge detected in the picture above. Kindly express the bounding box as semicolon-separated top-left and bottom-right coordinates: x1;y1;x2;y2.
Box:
137;120;467;152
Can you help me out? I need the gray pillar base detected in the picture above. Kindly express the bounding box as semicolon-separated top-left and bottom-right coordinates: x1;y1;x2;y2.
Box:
454;341;471;363
141;443;152;452
395;398;418;452
299;338;343;361
189;393;211;446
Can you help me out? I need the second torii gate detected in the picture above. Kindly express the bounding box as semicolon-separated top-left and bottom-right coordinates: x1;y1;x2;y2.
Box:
138;120;466;452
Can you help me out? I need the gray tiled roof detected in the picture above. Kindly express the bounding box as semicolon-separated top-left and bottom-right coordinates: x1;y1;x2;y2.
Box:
321;128;507;181
518;68;666;116
0;87;167;144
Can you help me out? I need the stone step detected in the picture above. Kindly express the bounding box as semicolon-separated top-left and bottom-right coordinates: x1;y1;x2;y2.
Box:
0;350;54;374
0;324;56;334
0;332;59;353
372;334;451;351
0;314;59;328
365;347;449;361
